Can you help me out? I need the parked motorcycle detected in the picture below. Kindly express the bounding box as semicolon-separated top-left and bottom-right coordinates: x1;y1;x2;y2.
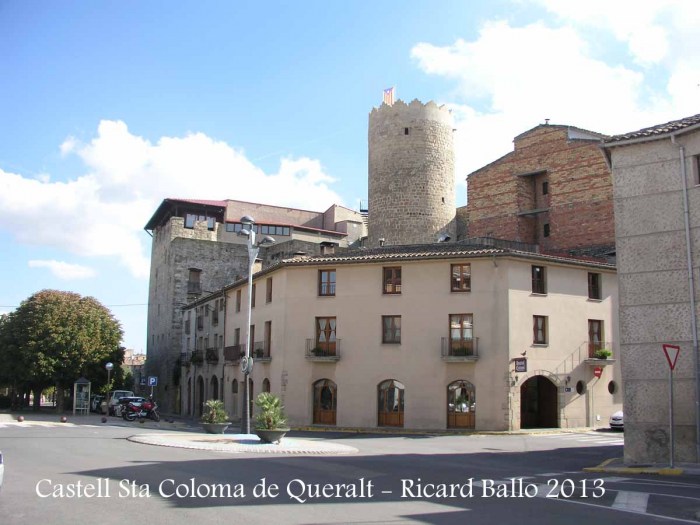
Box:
122;398;160;422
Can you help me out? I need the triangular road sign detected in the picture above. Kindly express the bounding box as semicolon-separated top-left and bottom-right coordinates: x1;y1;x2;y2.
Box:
662;344;681;371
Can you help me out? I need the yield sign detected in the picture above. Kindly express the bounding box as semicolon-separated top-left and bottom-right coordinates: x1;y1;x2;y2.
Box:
662;344;681;371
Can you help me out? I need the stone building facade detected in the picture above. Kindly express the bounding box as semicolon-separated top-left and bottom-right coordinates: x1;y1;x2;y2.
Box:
603;114;700;464
368;99;456;247
145;198;364;412
466;125;615;257
181;244;621;431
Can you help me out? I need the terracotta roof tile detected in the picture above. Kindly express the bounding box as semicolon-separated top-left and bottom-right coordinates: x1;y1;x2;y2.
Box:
605;113;700;144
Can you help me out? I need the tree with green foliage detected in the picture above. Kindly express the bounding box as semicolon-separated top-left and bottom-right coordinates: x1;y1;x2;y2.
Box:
0;290;123;410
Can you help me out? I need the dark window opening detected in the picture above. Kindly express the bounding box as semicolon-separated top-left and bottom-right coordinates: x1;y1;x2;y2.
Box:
404;128;409;135
542;181;549;195
543;223;550;237
531;266;546;294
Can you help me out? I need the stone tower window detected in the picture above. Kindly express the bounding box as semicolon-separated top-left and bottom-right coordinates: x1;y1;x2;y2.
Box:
404;127;409;135
543;223;550;237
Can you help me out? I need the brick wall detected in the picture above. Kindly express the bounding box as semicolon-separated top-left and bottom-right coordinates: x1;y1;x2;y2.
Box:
466;125;614;252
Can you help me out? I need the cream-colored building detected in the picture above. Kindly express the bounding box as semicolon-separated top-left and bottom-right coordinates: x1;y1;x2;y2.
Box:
181;244;620;431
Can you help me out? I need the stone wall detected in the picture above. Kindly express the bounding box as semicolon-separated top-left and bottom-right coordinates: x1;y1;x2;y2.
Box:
608;131;700;464
368;99;456;246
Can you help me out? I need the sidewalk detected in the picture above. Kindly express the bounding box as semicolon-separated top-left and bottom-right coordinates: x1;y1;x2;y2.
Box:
3;410;700;470
584;456;700;476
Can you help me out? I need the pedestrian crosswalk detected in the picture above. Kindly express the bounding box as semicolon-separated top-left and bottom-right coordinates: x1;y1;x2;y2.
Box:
0;421;100;428
539;432;624;446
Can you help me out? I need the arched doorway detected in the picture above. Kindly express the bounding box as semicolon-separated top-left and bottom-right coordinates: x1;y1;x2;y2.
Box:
313;379;337;425
231;380;238;417
262;378;270;393
378;379;404;427
248;379;254;420
520;375;558;428
210;376;219;400
196;375;205;417
447;380;475;429
187;378;192;416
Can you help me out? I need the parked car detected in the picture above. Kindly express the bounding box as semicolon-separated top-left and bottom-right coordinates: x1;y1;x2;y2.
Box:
104;390;135;416
0;450;4;491
610;410;624;431
90;395;105;413
114;396;145;418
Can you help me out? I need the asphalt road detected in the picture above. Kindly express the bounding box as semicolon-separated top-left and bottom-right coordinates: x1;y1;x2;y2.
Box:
1;420;699;525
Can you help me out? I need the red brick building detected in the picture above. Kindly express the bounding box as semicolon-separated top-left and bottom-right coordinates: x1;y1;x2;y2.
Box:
465;124;614;257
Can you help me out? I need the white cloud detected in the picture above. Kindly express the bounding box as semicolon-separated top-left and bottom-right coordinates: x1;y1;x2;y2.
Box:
411;2;699;180
0;122;345;278
28;259;97;280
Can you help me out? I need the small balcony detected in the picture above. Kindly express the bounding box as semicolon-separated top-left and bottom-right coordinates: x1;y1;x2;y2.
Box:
585;341;615;365
180;351;191;368
251;341;271;362
190;350;204;365
187;281;202;294
224;344;243;363
305;339;341;362
441;337;479;362
205;348;219;364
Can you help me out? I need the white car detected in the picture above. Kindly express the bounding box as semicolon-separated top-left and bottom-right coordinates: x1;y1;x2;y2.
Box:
610;410;624;431
105;390;135;416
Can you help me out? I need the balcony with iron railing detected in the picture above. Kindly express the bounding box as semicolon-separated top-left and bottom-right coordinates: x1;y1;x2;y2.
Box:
305;338;341;361
180;351;191;367
441;337;479;362
190;349;204;365
224;344;243;363
585;341;615;365
187;281;202;294
205;347;219;364
251;341;271;362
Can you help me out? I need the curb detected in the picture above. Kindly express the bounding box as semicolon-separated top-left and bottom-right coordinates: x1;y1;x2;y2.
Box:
583;457;685;476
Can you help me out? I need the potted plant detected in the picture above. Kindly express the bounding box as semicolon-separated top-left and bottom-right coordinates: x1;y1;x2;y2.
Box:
593;348;612;359
255;392;290;444
201;399;230;434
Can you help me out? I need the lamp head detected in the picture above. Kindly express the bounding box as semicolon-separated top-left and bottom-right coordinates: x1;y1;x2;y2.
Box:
259;235;275;246
105;362;114;371
238;228;251;237
240;215;255;228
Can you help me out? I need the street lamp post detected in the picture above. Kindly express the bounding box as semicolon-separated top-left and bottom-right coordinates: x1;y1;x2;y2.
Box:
238;215;275;435
105;362;114;390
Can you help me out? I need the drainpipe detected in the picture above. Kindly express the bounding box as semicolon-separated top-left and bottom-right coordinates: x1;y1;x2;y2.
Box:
671;135;700;461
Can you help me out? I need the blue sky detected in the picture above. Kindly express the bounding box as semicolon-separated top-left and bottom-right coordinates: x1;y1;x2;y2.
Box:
1;1;698;351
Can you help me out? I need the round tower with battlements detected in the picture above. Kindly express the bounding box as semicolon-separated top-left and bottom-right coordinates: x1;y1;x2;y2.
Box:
368;99;456;247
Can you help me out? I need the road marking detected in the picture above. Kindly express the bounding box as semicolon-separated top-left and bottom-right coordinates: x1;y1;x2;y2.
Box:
612;491;649;513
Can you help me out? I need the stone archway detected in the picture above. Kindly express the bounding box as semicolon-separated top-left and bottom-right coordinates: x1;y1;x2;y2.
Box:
520;375;558;428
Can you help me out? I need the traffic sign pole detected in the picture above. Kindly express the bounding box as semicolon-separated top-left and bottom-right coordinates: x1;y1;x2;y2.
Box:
663;344;680;468
669;366;675;468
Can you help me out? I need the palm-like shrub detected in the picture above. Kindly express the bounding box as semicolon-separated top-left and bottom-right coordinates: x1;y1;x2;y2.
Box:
201;399;229;424
255;392;287;430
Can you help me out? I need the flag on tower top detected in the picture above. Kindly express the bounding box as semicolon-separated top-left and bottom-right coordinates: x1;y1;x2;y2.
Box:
383;87;395;106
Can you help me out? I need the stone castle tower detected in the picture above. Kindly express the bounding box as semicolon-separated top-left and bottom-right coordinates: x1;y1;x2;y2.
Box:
368;99;456;247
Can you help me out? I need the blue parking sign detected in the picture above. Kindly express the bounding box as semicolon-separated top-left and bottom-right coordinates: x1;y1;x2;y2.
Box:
148;376;158;387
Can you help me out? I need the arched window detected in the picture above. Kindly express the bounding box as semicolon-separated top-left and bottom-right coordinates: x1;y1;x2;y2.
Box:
313;379;337;425
378;379;404;427
263;378;271;393
210;376;219;400
447;380;476;429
